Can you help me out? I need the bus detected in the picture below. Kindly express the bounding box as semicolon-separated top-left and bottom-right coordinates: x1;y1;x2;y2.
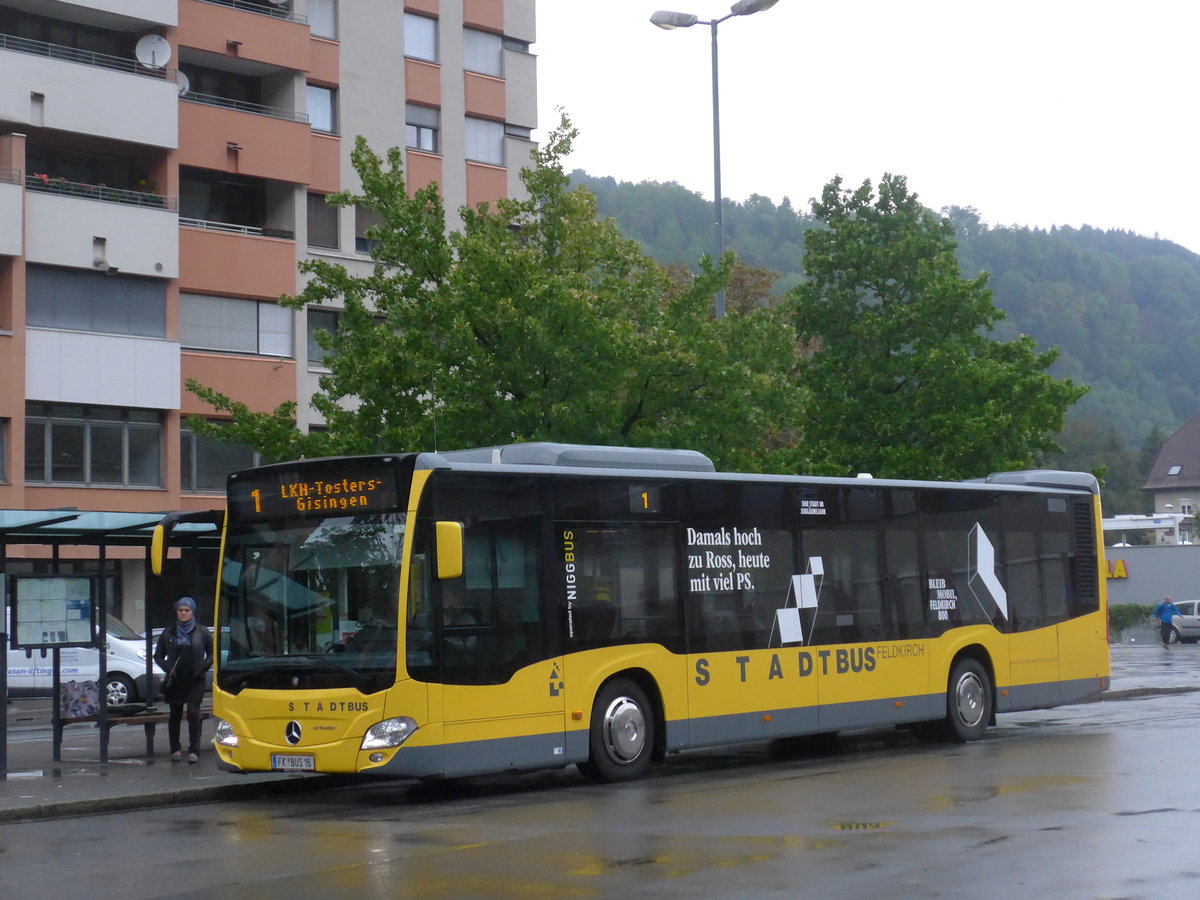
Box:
154;443;1109;782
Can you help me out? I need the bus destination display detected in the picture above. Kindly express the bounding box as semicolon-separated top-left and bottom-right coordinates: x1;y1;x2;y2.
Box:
228;462;401;521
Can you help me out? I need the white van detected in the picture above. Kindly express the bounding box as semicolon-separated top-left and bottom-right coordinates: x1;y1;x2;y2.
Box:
5;613;164;707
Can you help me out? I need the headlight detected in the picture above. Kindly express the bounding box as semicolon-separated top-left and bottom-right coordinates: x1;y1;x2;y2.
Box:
361;716;418;750
213;718;239;748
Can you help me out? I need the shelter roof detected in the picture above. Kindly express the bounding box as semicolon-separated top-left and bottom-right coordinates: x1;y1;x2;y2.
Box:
0;510;219;548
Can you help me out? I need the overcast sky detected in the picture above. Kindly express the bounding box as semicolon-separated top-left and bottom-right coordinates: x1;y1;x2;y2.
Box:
535;1;1200;255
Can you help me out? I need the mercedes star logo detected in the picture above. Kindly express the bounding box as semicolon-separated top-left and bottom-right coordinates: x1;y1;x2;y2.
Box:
285;721;302;745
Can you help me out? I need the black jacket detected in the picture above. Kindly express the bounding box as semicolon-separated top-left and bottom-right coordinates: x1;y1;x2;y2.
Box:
153;622;214;703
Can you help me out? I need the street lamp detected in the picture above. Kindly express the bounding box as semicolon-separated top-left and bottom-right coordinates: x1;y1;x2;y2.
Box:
651;0;778;319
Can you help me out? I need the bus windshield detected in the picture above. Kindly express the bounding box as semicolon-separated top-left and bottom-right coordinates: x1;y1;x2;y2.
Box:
216;512;406;695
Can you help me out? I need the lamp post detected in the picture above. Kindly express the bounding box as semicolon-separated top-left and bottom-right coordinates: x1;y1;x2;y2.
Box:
651;0;778;319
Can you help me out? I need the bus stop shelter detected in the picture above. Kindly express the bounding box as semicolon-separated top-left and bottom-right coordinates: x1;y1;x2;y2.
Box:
1;509;220;772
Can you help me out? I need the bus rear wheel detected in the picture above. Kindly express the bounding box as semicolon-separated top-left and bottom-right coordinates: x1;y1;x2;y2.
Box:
944;658;992;742
579;678;655;783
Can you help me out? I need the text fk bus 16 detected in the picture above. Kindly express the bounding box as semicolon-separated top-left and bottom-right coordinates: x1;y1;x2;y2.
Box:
152;443;1109;783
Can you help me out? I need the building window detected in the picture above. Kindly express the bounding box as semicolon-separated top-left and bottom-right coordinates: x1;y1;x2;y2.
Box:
309;0;337;39
404;13;437;62
5;9;123;57
463;28;502;76
0;418;7;483
181;426;262;493
307;84;337;133
181;294;292;357
406;104;440;153
26;265;165;338
307;309;340;365
355;206;381;254
1168;465;1182;476
25;403;161;487
1180;500;1194;516
307;192;339;249
465;117;504;166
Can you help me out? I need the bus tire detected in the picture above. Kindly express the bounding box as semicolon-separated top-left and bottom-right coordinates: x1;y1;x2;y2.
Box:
579;678;655;783
944;658;992;742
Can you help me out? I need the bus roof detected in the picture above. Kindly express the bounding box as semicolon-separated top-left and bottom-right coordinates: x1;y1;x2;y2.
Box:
430;443;716;472
417;444;1099;495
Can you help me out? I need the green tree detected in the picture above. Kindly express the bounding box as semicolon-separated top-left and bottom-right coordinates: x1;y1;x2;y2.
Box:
187;117;802;472
788;174;1086;479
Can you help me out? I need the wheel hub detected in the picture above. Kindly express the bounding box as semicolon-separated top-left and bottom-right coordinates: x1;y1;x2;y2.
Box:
602;696;646;764
955;672;985;728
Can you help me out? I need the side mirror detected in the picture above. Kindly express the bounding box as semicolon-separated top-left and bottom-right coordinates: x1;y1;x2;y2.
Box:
150;523;166;576
148;509;223;577
435;521;464;580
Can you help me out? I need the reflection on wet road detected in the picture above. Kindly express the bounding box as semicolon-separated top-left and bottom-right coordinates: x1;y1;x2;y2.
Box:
5;647;1200;898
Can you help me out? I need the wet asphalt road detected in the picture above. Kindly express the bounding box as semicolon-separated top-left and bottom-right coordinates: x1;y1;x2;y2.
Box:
3;647;1199;899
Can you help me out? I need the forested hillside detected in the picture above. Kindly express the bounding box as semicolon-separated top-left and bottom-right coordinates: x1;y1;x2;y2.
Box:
572;171;1200;512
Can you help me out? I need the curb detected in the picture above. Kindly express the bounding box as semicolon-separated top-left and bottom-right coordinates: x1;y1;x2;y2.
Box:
0;771;356;823
1098;685;1200;701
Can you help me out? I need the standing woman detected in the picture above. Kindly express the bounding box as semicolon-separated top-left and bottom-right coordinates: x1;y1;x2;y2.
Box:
154;596;214;762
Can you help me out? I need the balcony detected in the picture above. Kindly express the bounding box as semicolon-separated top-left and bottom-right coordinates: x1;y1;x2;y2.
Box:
195;0;307;24
52;1;178;27
0;36;178;147
180;223;297;299
180;0;311;72
181;90;308;124
179;100;310;183
0;31;173;81
25;175;177;211
25;329;181;409
25;189;179;278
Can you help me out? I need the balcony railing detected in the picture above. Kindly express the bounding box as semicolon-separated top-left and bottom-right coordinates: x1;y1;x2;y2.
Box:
0;32;172;80
0;167;20;185
196;0;308;25
26;175;178;211
181;90;309;124
181;217;294;240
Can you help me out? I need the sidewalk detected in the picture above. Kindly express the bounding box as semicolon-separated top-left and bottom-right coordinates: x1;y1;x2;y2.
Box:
0;697;350;822
2;644;1198;822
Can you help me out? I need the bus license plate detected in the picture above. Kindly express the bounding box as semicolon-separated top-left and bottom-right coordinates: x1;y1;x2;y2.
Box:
271;753;315;772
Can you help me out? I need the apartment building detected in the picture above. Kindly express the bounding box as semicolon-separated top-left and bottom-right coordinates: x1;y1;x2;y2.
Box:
0;0;538;624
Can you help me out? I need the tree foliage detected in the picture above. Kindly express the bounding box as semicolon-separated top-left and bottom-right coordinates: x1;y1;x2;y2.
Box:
580;173;1200;506
787;174;1086;480
187;117;802;471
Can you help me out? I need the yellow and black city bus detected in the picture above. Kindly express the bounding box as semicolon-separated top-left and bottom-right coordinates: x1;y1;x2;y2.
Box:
156;443;1109;782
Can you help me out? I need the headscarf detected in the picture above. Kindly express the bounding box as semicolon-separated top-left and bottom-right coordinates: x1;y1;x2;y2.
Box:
175;596;197;640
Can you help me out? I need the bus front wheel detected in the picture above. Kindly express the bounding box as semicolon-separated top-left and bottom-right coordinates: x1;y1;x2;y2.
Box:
944;658;992;742
580;678;655;783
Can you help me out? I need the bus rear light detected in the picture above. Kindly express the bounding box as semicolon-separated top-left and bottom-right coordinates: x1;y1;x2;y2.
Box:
361;716;418;750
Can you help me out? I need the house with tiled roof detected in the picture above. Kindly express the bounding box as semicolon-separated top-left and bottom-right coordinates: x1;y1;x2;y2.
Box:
1142;411;1200;542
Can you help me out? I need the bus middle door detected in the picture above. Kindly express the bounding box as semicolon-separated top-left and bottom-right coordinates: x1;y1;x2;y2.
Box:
438;549;565;777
